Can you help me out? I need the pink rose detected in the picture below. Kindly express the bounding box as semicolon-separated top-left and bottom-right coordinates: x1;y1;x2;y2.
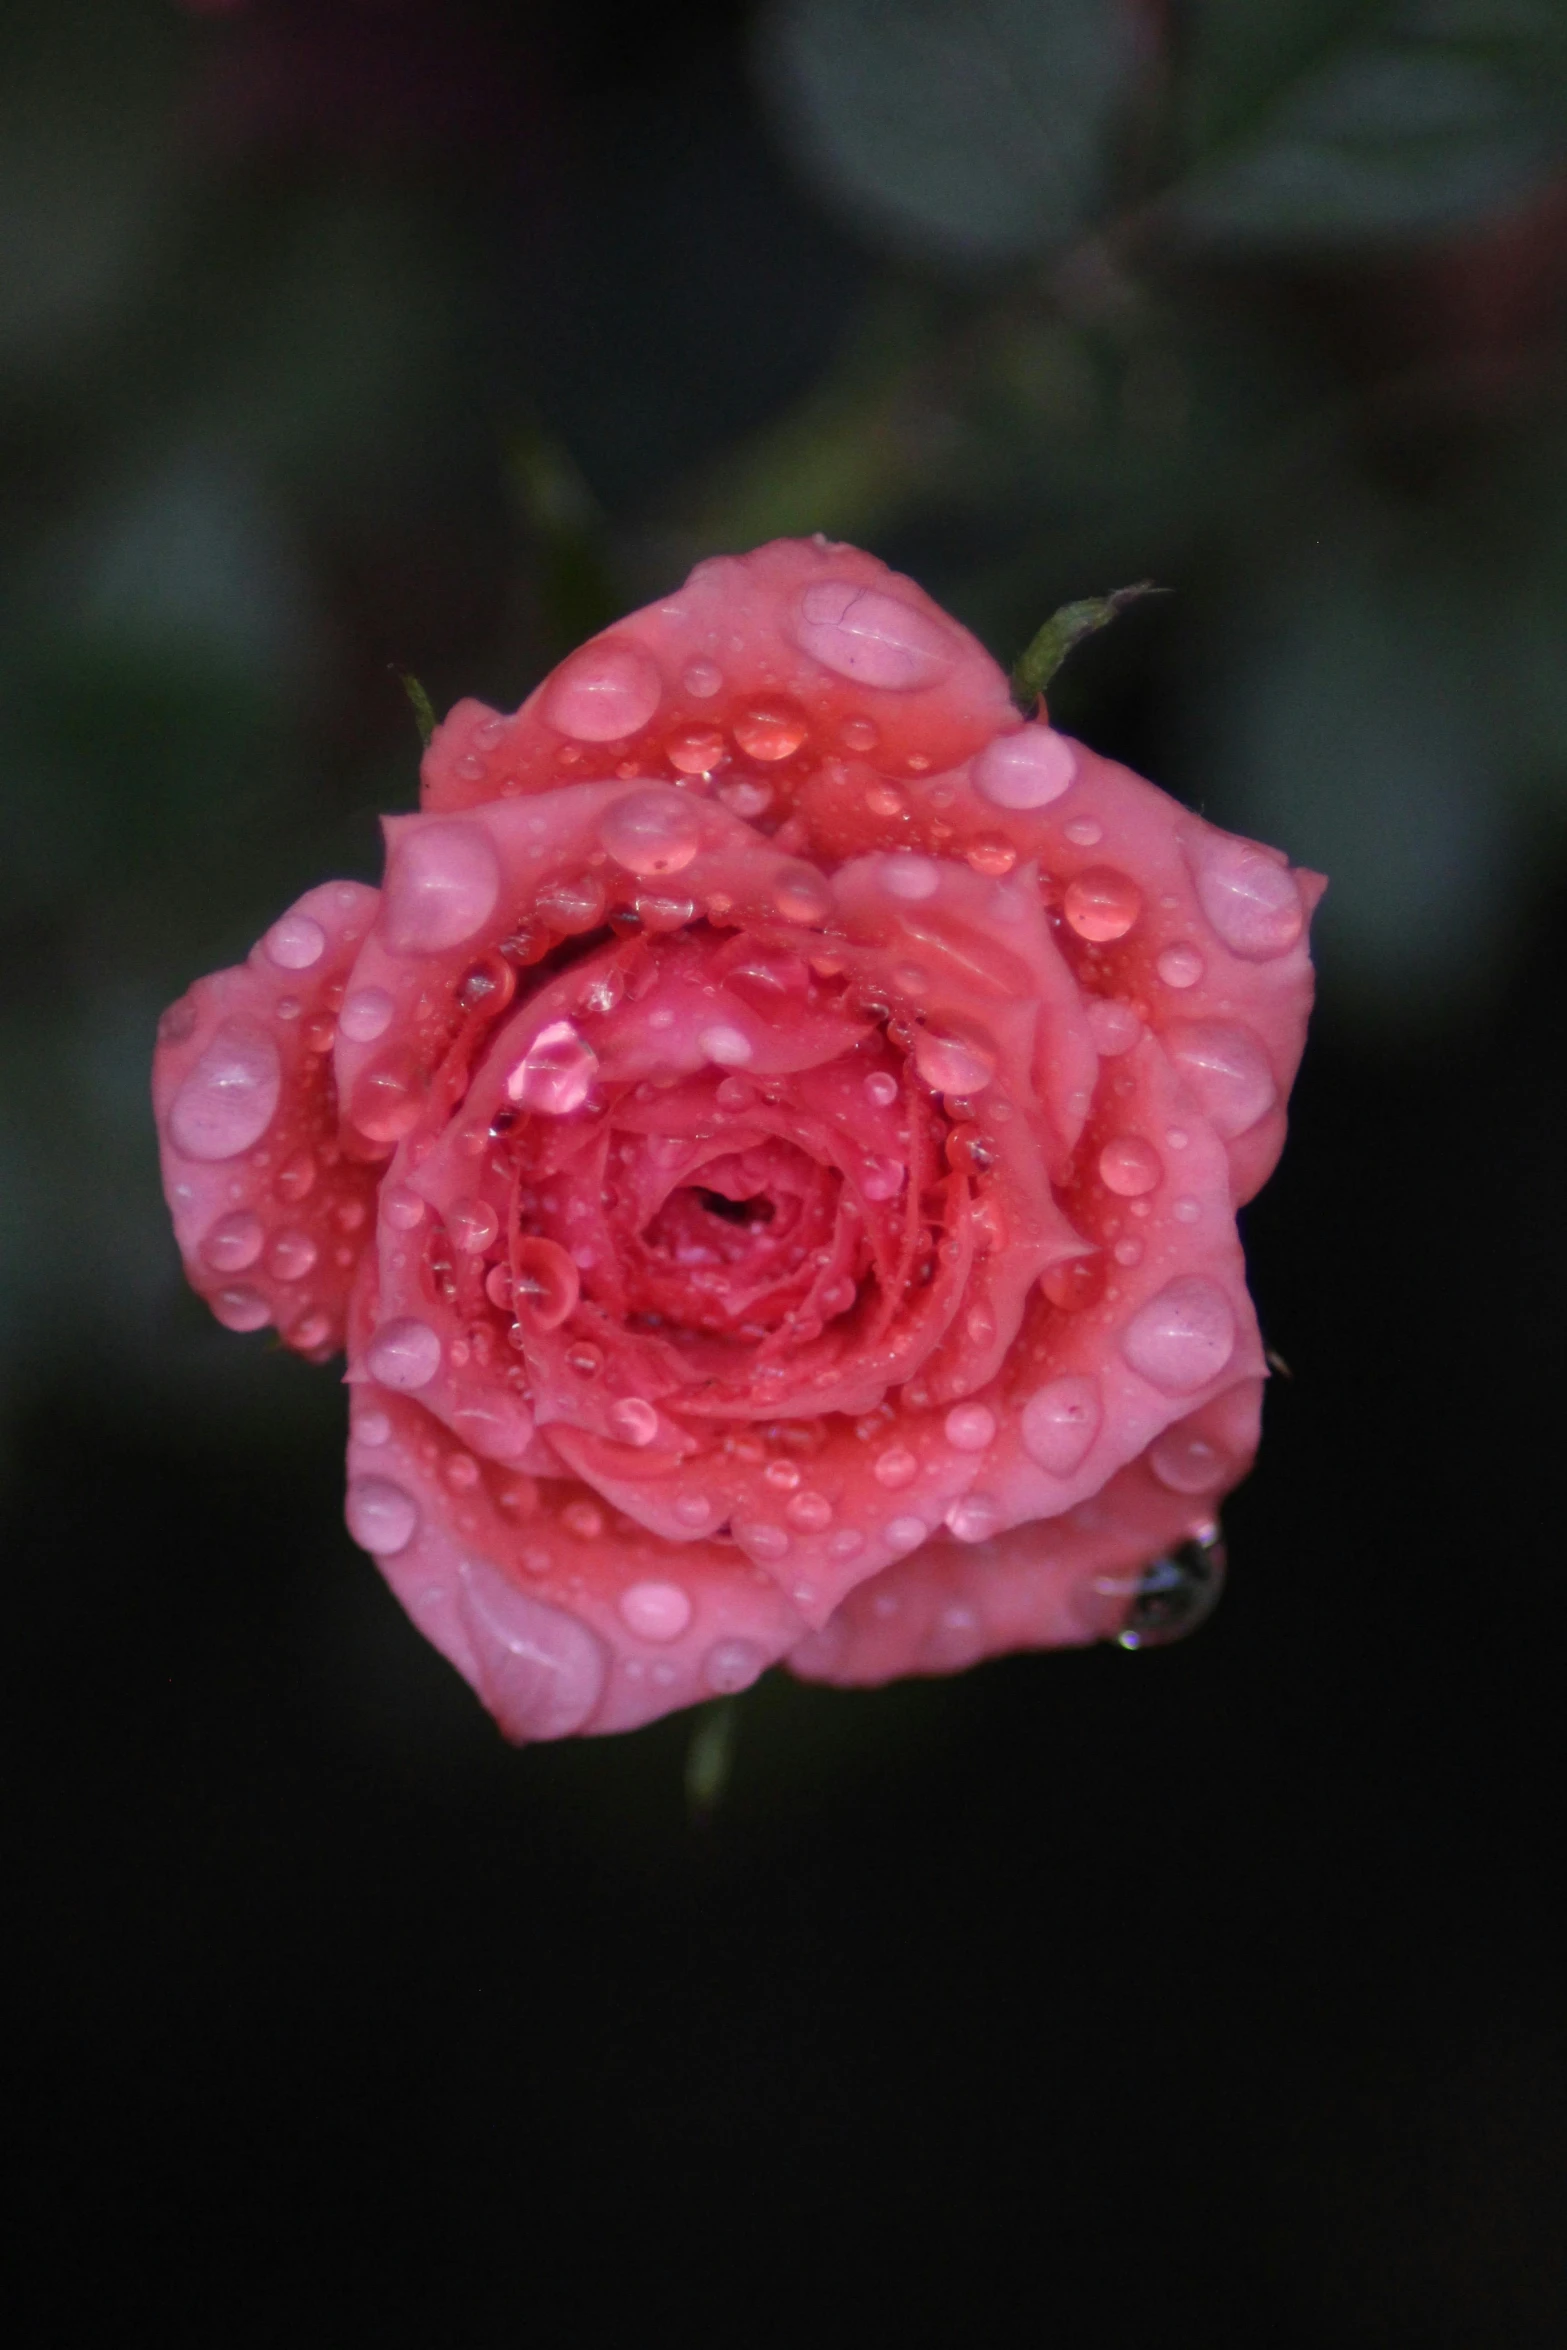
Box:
154;539;1321;1738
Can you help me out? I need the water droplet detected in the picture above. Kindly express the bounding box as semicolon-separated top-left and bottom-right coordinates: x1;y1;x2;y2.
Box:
793;580;953;690
1040;1252;1104;1312
859;1154;906;1202
945;1491;1002;1543
456;1558;607;1739
874;1446;918;1489
600;790;702;877
884;1515;927;1551
865;782;906;817
201;1210;264;1271
1189;836;1303;959
449;1197;500;1253
264;912;326;971
1114;1236;1144;1267
1171;1196;1200;1223
737;1521;789;1561
536;873;607;934
764;1459;801;1491
773;864;833;925
1122;1277;1236;1394
357;1409;391;1447
382;1185;426;1231
352;1054;424;1144
1117;1527;1226;1648
638;893;694;934
383;821;501;954
1156;942;1204;990
1164;1022;1277;1140
881;853;940;900
674;1491;714;1528
863;1071;899;1108
267;1228;318;1281
1085;998;1141;1056
1020;1376;1100;1475
944;1402;996;1452
616;1580;692;1642
683;659;723;698
608;1397;659;1447
339;987;395;1044
913;1028;995;1094
1064;868;1141;943
965;834;1017;876
212;1285;270;1332
513;1237;580;1331
667;725;726;774
1063;818;1102;848
274;1147;316;1204
1149;1424;1225;1494
787;1490;833;1530
718;779;773;820
168;1021;281;1161
1099;1135;1162;1197
367;1318;442;1390
734;702;807;761
705;1637;765;1693
698;1024;752;1067
543;638;662;741
973;726;1075;808
346;1477;418;1556
562;1500;604;1539
507;1019;598;1115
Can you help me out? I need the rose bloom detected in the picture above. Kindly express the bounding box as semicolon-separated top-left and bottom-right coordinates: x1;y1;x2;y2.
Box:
153;539;1321;1739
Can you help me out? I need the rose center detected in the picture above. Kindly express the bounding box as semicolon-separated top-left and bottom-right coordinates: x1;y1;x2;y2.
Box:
691;1188;774;1229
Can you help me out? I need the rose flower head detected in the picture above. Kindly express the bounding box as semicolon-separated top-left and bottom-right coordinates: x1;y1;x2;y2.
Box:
154;539;1322;1739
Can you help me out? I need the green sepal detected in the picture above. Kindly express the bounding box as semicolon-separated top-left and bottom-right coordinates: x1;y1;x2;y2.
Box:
399;670;438;750
1010;581;1166;712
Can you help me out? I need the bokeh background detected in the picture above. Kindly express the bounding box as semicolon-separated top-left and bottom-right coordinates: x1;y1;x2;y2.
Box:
7;2;1567;2339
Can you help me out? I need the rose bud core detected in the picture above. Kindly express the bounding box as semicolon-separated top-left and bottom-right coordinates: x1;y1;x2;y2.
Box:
153;538;1322;1740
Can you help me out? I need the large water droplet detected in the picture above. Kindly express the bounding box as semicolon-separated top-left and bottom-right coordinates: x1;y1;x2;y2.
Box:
973;726;1076;808
456;1556;607;1739
600;790;702;878
340;987;395;1043
512;1237;580;1330
448;1197;500;1253
1149;1422;1225;1494
507;1019;598;1115
1156;942;1204;990
608;1397;659;1447
913;1027;995;1094
793;580;953;690
1019;1375;1100;1475
1189;836;1302;960
367;1317;442;1390
168;1021;281;1161
267;1227;318;1282
1085;998;1141;1056
264;912;326;971
536;873;607;933
734;702;806;761
1121;1278;1236;1394
1116;1526;1226;1648
698;1024;752;1067
863;1070;899;1108
944;1402;996;1452
874;1446;918;1489
881;854;940;900
682;659;723;699
1099;1135;1162;1197
1164;1022;1277;1140
1063;868;1141;943
383;822;501;954
346;1476;418;1556
212;1285;270;1332
667;725;726;775
619;1581;692;1641
705;1637;766;1693
543;638;662;741
945;1492;1002;1543
201;1210;264;1272
883;1515;927;1551
773;864;833;925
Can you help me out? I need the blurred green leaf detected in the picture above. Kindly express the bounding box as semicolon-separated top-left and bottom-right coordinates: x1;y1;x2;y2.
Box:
758;0;1142;265
1173;0;1567;247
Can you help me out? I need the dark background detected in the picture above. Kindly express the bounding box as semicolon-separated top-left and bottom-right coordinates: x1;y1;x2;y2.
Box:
6;3;1566;2340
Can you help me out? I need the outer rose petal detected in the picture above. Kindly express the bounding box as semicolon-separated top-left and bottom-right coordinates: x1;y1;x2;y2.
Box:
787;1382;1262;1687
154;882;381;1357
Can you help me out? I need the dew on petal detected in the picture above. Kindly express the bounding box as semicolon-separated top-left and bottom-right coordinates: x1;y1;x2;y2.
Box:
168;1021;281;1161
698;1024;753;1067
860;1154;906;1202
619;1581;692;1641
1063;868;1141;943
884;1515;927;1551
793;580;953;690
274;1148;317;1205
1149;1424;1225;1494
973;726;1075;809
1064;818;1102;848
1099;1135;1162;1197
267;1228;318;1282
1121;1277;1236;1394
448;1197;500;1253
863;1071;899;1108
674;1492;714;1529
874;1446;918;1489
382;1184;426;1231
356;1410;391;1447
881;854;940;900
667;725;726;774
787;1490;833;1531
351;1054;424;1144
608;1397;659;1447
562;1500;604;1539
383;822;500;954
914;1028;995;1095
507;1019;598;1115
600;790;702;877
945;1492;1002;1543
1040;1252;1105;1312
543;638;662;741
1171;1196;1201;1223
1116;1528;1226;1649
773;864;833;925
346;1477;418;1556
1164;1022;1278;1140
944;1402;996;1453
212;1285;270;1332
705;1637;765;1693
264;913;326;971
1020;1375;1100;1475
1085;998;1141;1056
367;1317;442;1390
339;987;395;1044
1156;942;1204;990
734;703;806;761
512;1237;581;1331
536;873;607;933
965;834;1017;876
737;1520;789;1561
1190;836;1303;959
201;1210;264;1272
